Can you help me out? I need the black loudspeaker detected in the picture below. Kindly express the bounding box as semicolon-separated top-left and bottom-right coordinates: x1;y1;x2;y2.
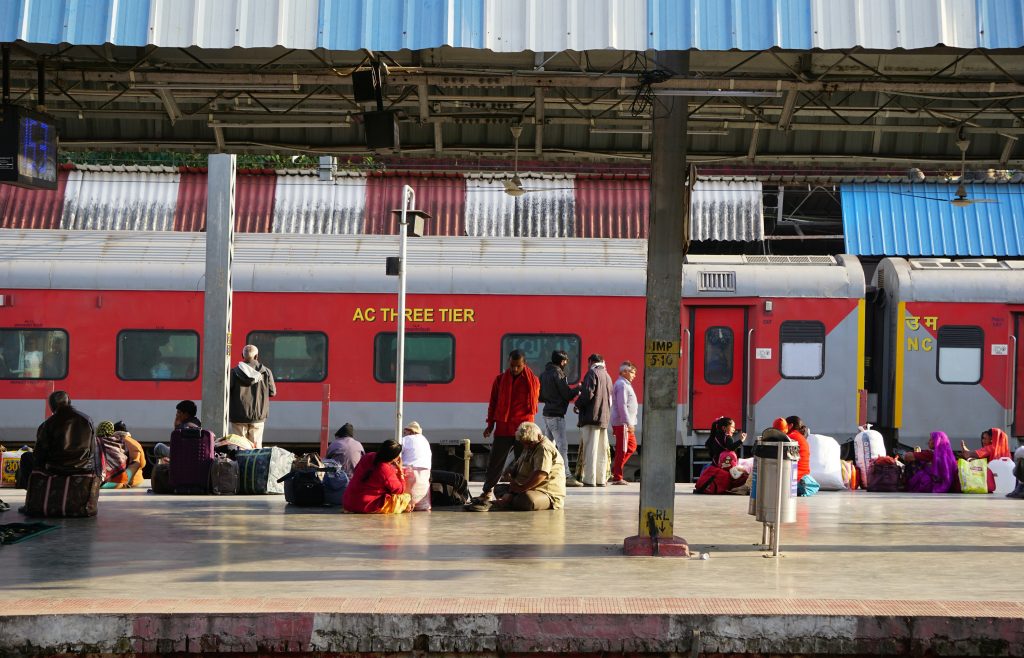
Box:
351;70;379;103
363;110;399;150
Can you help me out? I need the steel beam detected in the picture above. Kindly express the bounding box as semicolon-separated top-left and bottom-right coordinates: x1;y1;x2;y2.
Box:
201;154;236;437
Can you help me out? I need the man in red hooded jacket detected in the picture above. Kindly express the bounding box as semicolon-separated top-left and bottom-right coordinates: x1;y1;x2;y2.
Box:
473;350;540;506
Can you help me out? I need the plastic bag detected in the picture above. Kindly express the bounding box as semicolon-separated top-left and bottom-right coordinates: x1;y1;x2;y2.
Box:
958;458;989;494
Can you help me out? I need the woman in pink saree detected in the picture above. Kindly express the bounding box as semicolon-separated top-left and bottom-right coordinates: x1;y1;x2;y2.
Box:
904;431;957;493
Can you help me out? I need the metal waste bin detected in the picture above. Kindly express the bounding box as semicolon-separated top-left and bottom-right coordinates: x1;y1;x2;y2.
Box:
748;432;799;524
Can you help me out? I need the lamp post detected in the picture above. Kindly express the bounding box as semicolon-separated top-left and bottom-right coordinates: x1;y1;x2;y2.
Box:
389;186;430;441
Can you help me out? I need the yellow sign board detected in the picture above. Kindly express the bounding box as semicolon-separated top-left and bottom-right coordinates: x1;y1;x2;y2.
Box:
644;339;679;368
641;507;674;537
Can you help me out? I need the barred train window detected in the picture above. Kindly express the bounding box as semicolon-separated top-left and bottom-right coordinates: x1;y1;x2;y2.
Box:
704;326;734;385
117;330;199;381
501;334;581;382
246;331;327;382
0;328;68;380
780;321;826;379
937;326;983;385
374;333;455;383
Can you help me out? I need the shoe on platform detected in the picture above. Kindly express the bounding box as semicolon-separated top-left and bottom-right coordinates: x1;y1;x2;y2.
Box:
566;478;584;487
610;479;630;485
465;500;492;512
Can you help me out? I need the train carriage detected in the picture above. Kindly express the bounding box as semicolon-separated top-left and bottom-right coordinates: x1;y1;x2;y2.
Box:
1;231;865;477
872;257;1024;444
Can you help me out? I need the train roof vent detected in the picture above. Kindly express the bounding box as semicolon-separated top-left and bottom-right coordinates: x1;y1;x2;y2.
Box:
743;255;836;265
910;259;1009;270
698;271;736;292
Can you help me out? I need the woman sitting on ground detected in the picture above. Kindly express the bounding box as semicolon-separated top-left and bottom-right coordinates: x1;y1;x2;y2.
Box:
693;450;748;494
342;439;412;514
960;428;1011;462
904;431;957;494
97;420;146;489
705;416;747;466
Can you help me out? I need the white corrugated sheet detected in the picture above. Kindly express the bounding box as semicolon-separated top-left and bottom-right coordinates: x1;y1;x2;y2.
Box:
811;0;979;49
271;171;367;234
464;174;576;238
484;0;647;52
148;0;320;49
690;181;764;242
61;166;181;231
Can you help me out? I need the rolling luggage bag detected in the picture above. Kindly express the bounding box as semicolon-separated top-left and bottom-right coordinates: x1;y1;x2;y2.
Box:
170;426;215;494
24;471;101;517
322;459;349;506
150;462;173;494
429;469;471;506
236;447;294;494
209;455;240;495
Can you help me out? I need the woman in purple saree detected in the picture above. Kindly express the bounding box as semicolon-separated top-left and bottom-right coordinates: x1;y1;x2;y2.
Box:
904;431;957;493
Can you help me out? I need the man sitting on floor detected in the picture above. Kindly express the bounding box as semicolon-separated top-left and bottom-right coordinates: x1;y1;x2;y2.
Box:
469;421;565;512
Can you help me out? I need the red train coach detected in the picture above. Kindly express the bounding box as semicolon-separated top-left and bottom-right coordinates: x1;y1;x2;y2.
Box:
0;231;865;472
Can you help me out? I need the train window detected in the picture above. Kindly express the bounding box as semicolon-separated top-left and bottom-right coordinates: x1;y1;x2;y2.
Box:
937;325;983;384
374;333;455;383
116;330;199;381
500;334;582;381
246;331;327;382
704;326;734;385
0;329;68;380
780;321;826;379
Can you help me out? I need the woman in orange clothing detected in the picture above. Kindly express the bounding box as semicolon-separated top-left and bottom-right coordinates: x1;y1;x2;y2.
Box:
960;427;1011;461
98;421;146;489
784;415;818;497
342;439;412;514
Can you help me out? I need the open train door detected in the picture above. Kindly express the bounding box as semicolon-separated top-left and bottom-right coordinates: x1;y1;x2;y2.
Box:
689;306;747;430
1014;315;1024;437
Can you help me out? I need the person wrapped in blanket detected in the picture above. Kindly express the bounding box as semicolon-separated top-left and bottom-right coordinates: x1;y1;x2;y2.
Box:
97;421;147;489
693;449;748;495
903;430;957;494
342;439;412;514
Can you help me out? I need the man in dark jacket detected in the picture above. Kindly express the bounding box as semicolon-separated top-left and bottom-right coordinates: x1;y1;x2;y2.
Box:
538;350;582;487
33;390;96;475
575;354;613;486
229;344;276;448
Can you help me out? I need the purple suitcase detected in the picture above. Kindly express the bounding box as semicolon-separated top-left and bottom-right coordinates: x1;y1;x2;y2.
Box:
170;427;215;494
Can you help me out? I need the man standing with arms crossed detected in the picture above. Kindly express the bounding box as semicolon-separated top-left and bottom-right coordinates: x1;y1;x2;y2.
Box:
539;350;582;487
610;360;639;484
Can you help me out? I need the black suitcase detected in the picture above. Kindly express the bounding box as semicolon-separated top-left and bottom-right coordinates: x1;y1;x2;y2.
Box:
150;462;172;494
429;469;471;506
280;469;326;506
209;455;239;495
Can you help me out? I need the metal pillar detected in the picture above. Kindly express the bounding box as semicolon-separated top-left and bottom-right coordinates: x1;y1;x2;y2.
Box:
394;185;415;442
625;51;690;557
201;154;236;438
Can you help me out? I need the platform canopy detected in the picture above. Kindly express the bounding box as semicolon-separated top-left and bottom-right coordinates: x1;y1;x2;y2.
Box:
0;0;1023;169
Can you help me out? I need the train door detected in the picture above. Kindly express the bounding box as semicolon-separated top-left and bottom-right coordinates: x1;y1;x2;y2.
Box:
689;307;747;430
1015;315;1024;436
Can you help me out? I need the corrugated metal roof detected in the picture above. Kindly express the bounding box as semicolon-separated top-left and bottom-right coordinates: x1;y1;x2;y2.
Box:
842;183;1024;256
364;173;466;236
6;0;1023;51
575;175;649;239
173;169;208;232
464;174;576;237
237;171;278;233
271;171;366;234
0;170;69;229
691;181;764;242
61;168;181;231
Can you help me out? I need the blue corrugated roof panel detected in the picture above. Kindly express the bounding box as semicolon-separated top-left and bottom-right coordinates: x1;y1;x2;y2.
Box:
317;0;483;50
977;0;1024;49
0;0;149;46
648;0;812;51
842;184;1024;257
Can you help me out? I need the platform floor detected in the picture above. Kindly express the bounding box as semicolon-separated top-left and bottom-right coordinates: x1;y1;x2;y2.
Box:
2;484;1023;655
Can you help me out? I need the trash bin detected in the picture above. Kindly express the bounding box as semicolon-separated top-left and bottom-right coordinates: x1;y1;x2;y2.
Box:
748;430;799;524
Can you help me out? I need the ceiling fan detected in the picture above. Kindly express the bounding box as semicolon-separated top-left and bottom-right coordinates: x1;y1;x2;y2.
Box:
501;125;573;197
895;133;998;207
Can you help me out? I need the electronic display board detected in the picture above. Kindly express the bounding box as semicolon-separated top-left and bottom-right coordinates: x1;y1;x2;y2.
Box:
0;105;59;190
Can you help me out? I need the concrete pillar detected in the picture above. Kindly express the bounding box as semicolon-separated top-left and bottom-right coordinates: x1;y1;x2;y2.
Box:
201;154;236;437
625;51;690;557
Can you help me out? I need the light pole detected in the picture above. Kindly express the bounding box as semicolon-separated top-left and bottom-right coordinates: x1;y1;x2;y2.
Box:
390;186;430;441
